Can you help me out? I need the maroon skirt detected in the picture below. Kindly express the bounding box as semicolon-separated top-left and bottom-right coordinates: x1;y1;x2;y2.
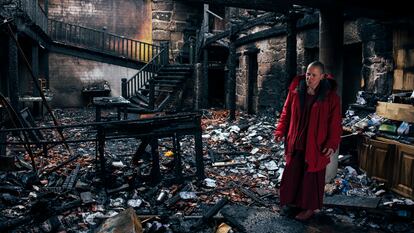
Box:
279;150;325;210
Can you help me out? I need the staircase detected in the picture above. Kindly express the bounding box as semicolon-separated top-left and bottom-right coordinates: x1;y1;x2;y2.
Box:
48;19;164;69
124;64;193;113
16;1;194;113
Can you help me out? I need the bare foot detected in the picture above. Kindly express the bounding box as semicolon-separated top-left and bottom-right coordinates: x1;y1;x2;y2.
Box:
295;209;314;221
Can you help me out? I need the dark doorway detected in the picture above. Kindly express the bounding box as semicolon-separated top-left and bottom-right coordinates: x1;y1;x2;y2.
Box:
343;43;362;114
208;67;225;107
247;53;258;114
208;45;228;107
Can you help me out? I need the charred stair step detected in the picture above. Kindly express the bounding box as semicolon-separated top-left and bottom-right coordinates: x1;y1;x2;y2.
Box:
154;79;183;85
129;94;149;105
159;66;193;73
154;75;187;81
157;71;190;77
156;83;180;88
139;88;174;93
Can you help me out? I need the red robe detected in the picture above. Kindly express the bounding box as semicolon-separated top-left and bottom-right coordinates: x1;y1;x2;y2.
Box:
274;75;342;172
275;75;342;210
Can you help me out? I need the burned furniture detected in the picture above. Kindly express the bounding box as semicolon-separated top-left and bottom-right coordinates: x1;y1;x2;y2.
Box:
82;81;111;106
93;96;130;122
96;112;204;185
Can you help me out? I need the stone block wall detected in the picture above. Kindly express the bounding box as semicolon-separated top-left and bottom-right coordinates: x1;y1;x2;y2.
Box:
152;0;202;61
234;11;394;114
236;33;288;113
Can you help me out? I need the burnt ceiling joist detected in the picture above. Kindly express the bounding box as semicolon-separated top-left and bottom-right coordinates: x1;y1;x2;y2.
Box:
181;0;413;19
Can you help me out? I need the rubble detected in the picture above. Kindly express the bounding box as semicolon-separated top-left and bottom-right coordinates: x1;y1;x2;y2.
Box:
0;108;412;232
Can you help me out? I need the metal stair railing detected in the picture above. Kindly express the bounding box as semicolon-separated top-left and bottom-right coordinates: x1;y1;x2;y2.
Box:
122;44;169;110
48;19;161;63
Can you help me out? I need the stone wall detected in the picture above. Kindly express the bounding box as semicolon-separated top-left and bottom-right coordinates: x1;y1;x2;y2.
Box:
235;12;394;114
152;0;202;61
297;17;393;96
236;36;288;113
233;10;288;113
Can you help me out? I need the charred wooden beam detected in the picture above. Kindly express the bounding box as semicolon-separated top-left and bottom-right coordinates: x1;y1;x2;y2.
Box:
180;0;413;19
173;133;183;183
204;12;280;47
181;0;291;13
62;164;80;190
150;138;161;182
165;183;192;207
234;26;286;47
191;197;229;230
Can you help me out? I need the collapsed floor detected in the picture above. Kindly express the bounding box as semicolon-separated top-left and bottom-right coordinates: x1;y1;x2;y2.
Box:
0;108;413;233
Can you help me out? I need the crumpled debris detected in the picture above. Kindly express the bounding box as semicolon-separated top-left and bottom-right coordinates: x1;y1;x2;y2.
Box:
1;108;412;233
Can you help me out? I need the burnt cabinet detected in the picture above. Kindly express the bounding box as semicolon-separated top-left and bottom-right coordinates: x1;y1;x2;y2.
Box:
358;138;395;186
358;136;414;198
392;144;414;198
357;137;370;173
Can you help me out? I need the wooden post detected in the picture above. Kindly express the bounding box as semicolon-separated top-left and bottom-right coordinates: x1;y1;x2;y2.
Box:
101;27;106;52
32;45;39;97
149;79;155;110
189;38;195;64
194;129;205;180
173;133;183;183
227;25;237;121
202;49;209;108
194;63;203;110
121;78;127;98
150;138;161;183
8;32;19;110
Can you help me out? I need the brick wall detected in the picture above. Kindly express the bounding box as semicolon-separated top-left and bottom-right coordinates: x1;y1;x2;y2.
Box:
48;0;152;41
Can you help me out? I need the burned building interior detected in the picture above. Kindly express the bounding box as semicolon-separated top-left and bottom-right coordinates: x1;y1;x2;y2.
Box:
1;0;414;232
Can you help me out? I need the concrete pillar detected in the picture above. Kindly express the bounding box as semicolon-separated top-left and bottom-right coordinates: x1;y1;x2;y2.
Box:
319;8;344;97
8;34;19;110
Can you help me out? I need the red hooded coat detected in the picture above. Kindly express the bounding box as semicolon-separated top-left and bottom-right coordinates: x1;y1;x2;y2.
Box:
274;75;342;172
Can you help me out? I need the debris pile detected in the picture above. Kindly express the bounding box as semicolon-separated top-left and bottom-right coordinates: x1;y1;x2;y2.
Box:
0;108;412;232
